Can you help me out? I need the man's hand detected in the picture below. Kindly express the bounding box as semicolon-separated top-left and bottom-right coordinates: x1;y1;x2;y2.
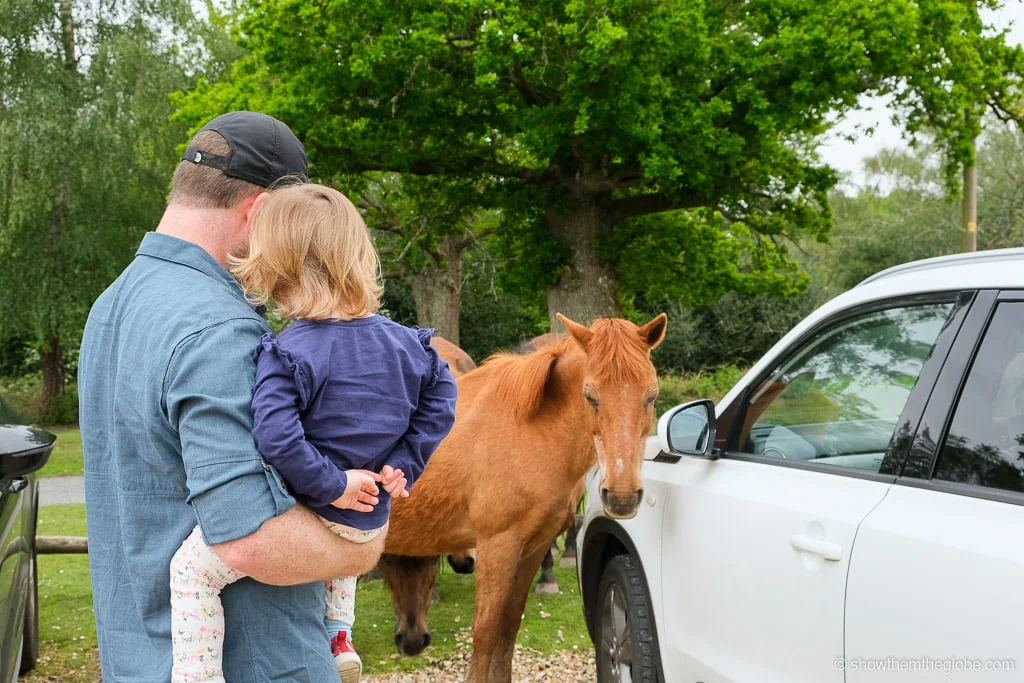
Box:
380;465;409;498
332;470;383;512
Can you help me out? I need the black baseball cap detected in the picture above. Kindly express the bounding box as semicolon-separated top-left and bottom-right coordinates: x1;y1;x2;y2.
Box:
181;111;308;187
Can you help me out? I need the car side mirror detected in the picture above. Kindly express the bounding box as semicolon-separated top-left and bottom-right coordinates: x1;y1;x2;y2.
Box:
657;399;718;459
0;425;55;479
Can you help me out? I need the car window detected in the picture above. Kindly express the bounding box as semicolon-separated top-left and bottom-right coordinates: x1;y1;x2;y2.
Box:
933;302;1024;494
736;303;953;472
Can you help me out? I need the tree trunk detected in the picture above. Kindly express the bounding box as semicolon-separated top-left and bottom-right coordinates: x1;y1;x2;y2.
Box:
409;234;464;345
962;137;978;253
40;333;64;417
37;0;75;420
545;199;622;330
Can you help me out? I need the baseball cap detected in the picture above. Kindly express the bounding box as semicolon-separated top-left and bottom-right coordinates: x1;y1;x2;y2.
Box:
181;111;308;187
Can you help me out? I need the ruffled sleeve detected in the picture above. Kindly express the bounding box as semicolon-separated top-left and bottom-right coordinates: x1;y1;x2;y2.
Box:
250;333;347;507
253;333;311;410
380;326;458;491
413;326;442;388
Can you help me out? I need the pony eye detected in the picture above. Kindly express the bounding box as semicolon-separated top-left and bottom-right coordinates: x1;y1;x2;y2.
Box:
644;395;658;407
585;394;600;410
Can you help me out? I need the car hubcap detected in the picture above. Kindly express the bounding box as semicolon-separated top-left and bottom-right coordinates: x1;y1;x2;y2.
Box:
600;582;633;683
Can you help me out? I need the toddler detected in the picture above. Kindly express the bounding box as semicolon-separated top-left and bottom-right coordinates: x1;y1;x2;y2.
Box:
169;183;458;683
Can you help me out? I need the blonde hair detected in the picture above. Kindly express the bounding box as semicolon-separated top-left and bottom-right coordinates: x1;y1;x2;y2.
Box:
231;183;383;320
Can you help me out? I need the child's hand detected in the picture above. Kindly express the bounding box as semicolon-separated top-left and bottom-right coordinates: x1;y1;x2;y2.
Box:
332;470;383;512
380;465;410;498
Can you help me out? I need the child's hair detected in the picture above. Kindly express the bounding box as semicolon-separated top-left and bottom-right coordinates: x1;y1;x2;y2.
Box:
230;183;383;320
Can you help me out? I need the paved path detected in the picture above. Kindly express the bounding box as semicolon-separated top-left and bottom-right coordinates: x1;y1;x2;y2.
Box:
38;475;85;506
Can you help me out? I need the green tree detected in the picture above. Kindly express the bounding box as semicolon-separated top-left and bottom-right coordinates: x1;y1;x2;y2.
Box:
977;122;1024;247
356;174;501;345
0;1;222;416
177;0;1024;328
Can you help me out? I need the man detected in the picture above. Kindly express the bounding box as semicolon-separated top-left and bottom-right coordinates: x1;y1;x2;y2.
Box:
79;112;384;682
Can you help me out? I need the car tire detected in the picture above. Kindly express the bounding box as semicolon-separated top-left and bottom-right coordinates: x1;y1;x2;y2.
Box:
596;555;659;683
19;545;39;675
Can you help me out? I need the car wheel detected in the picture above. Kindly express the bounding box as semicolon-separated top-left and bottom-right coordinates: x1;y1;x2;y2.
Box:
19;545;39;674
596;555;658;683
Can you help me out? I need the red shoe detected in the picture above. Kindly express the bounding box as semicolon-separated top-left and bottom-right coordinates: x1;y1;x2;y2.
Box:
331;631;362;683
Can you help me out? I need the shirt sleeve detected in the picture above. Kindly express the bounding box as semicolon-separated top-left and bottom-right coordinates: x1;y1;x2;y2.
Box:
250;335;350;508
384;331;458;490
163;318;295;546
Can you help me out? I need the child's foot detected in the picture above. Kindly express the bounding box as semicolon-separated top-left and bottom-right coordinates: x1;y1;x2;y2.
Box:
331;631;362;683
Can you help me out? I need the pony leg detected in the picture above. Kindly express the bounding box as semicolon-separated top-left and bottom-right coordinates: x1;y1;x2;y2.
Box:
467;535;524;683
487;544;550;682
535;546;558;594
561;518;585;565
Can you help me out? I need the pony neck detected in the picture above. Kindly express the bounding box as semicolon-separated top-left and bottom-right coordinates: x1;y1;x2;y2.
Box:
546;343;600;482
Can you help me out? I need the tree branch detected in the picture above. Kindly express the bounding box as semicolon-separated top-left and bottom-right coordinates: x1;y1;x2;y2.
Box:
458;226;497;251
608;192;705;223
394;221;428;263
310;141;543;181
510;64;544;106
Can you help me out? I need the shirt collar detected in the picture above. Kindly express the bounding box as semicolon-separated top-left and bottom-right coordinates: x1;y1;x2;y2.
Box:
136;232;266;315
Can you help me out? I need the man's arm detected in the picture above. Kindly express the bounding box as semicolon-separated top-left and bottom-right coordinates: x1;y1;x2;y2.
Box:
213;504;385;584
164;319;383;583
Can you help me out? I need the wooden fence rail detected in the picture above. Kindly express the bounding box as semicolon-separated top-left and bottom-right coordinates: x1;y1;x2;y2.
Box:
38;535;88;554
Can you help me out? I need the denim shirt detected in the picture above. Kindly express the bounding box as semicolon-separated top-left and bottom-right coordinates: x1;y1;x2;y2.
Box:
79;232;340;682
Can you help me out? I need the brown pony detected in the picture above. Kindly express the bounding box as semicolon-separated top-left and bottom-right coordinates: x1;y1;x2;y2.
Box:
382;313;667;682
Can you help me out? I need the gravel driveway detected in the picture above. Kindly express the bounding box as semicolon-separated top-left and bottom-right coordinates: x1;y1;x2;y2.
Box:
364;631;596;682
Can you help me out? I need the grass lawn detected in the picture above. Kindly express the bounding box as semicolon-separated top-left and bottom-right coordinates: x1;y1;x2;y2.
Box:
39;427;84;478
22;504;589;680
22;504;98;682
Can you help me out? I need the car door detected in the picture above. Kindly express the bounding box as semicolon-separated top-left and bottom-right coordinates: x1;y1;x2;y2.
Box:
660;294;966;683
845;292;1024;682
0;477;25;680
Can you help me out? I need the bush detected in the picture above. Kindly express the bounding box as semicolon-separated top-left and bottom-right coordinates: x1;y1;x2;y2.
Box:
0;374;78;426
459;267;548;361
657;366;747;416
649;291;815;373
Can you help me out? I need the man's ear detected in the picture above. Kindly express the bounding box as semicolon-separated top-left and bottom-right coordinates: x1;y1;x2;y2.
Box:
242;191;271;232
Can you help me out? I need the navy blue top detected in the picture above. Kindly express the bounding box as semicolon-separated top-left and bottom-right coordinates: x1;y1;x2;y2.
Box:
251;316;457;530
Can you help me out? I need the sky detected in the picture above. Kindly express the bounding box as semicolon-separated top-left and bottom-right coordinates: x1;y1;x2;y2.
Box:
817;3;1024;187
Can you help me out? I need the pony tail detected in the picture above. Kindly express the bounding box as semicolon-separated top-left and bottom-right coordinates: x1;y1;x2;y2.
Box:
492;348;559;421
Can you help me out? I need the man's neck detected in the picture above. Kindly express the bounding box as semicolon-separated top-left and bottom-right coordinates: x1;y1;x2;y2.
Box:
155;204;241;269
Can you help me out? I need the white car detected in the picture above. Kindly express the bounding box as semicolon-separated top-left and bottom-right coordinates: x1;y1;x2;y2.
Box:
577;249;1024;683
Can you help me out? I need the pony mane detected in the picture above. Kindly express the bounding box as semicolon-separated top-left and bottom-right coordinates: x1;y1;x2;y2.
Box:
474;319;653;421
585;318;654;384
480;336;576;421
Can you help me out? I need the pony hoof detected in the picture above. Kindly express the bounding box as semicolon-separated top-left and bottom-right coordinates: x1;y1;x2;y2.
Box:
535;581;560;595
431;587;441;605
559;556;577;568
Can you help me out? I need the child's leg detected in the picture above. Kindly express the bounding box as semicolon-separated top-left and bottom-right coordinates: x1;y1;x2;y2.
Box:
320;523;386;683
324;574;358;635
321;522;386;634
170;525;245;683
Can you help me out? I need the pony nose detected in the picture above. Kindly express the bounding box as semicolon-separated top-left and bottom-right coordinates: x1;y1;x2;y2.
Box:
395;631;431;656
600;486;644;518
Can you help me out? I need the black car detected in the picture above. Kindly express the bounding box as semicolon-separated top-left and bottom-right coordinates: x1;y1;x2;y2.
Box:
0;397;53;681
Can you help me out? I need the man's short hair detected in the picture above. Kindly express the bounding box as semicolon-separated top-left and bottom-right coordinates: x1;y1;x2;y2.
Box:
168;130;263;209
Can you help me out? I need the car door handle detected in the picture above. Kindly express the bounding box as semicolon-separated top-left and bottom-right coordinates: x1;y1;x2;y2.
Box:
7;477;28;494
790;534;842;561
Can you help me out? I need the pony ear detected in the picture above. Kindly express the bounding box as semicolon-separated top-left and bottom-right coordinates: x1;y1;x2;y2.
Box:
556;313;593;349
638;313;668;350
